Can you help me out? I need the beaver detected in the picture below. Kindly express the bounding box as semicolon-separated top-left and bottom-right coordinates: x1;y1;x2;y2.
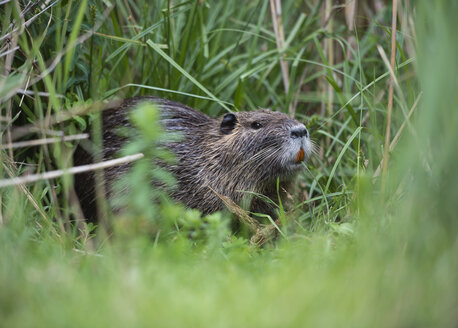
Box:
75;97;312;220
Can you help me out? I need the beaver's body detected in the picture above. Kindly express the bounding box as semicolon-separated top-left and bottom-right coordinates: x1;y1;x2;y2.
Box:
76;97;312;219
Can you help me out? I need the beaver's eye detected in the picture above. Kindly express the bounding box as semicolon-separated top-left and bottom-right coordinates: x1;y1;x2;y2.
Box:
251;121;263;129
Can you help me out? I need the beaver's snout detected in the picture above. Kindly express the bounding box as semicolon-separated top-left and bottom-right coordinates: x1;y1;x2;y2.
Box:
284;123;311;167
290;125;308;139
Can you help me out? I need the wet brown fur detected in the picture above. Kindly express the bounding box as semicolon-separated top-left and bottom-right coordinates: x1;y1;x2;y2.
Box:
75;97;307;219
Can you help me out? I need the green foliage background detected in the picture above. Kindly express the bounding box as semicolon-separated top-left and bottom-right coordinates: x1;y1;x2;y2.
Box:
0;0;457;326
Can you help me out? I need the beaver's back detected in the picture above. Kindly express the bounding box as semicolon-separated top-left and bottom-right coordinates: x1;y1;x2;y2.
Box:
75;97;215;219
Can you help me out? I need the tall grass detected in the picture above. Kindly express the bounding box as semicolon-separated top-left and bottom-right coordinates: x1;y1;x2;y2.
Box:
0;0;457;326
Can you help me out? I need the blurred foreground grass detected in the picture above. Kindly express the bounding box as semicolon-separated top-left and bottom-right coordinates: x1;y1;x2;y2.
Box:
0;0;457;326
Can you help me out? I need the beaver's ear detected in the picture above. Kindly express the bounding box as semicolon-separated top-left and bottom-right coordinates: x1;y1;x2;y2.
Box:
220;113;237;134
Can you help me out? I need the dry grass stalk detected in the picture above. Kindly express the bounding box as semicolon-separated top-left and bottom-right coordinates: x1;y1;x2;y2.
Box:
208;186;259;233
250;223;279;247
326;0;334;146
0;133;89;150
209;186;281;247
381;0;398;190
344;0;357;30
344;0;357;60
373;92;422;180
269;0;294;116
0;153;144;188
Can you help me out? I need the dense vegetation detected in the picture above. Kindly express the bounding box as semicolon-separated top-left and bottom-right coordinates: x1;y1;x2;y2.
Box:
0;0;457;326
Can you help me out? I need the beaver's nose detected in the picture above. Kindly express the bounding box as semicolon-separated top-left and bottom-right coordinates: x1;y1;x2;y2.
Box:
290;125;308;139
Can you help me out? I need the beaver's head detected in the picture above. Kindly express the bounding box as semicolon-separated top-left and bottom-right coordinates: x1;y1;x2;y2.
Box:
217;109;312;181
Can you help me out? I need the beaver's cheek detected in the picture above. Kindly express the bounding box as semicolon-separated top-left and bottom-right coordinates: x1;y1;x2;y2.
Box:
301;138;313;160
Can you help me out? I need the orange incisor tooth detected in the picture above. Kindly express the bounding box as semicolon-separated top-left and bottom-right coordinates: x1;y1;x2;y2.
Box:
296;148;304;163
